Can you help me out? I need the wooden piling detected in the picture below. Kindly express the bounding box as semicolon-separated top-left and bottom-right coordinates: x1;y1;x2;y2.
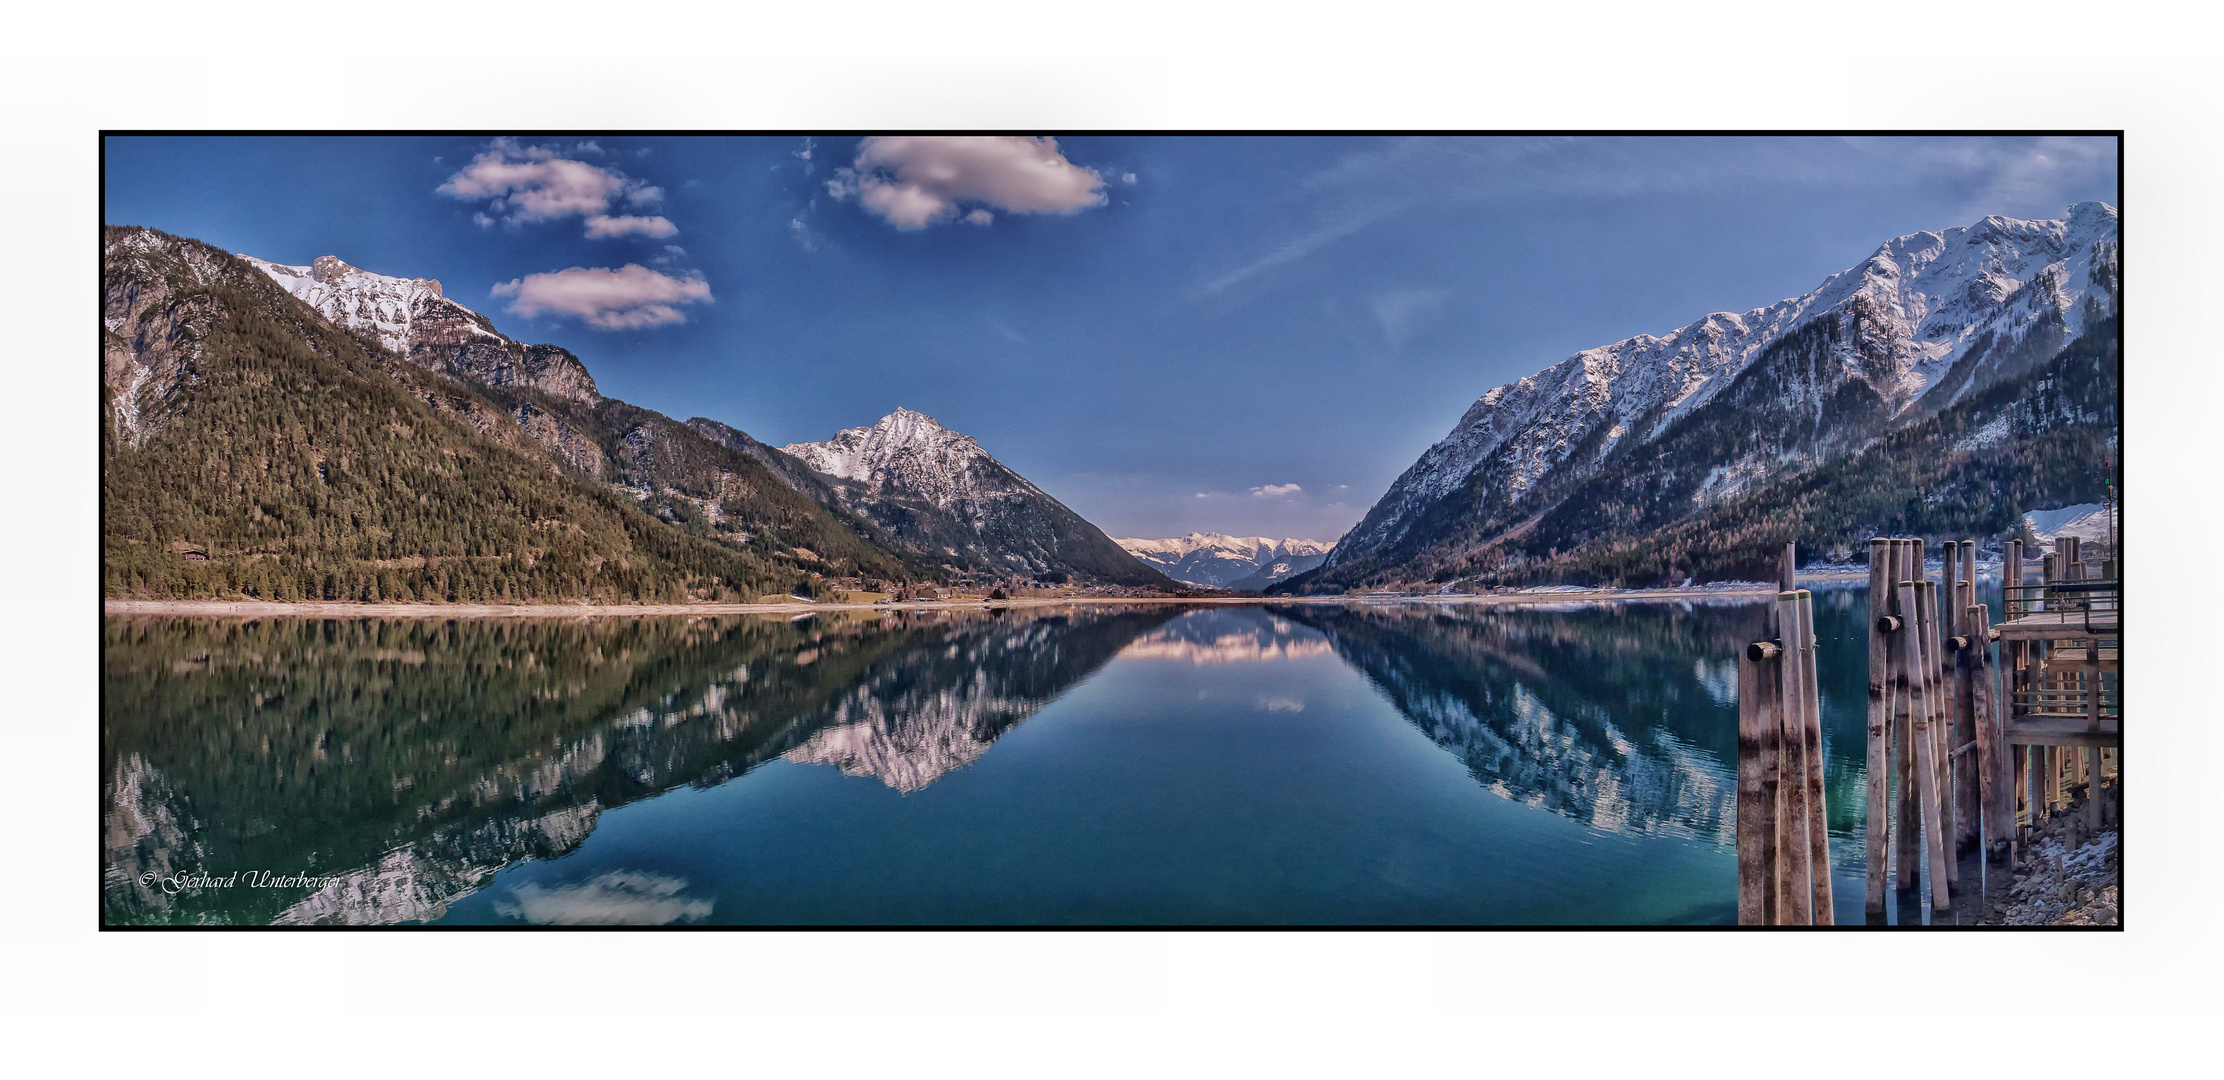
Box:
1865;539;1891;922
1899;579;1952;915
1737;649;1779;926
1892;542;1920;895
1775;590;1813;925
1795;589;1833;924
1919;579;1959;892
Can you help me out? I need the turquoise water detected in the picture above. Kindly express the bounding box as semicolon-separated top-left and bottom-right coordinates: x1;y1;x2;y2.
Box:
105;592;1959;926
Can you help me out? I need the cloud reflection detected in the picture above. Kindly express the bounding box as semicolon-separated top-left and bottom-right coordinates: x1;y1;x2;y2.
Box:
496;871;713;925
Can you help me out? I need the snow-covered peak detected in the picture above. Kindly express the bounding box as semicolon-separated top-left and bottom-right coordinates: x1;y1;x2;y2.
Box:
782;408;1036;510
1329;203;2119;571
781;408;984;483
1115;533;1335;559
241;253;499;357
1115;533;1337;588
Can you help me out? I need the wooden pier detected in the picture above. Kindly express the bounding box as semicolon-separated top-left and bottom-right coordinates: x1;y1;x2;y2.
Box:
1999;535;2120;840
1736;529;2120;927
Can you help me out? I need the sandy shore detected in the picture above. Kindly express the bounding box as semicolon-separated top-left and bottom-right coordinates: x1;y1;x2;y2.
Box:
101;574;1865;620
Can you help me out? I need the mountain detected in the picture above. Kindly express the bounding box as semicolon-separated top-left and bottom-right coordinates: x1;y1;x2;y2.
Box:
1289;202;2120;591
241;254;601;404
1114;533;1334;589
233;252;923;582
103;225;913;602
777;408;1176;588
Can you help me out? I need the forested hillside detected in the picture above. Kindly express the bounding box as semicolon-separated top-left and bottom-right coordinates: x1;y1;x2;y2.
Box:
102;227;915;602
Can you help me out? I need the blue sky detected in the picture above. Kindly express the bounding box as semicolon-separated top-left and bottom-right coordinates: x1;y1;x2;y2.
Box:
102;134;2117;541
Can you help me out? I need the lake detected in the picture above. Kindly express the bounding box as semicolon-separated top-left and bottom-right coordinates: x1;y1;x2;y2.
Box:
103;587;1990;926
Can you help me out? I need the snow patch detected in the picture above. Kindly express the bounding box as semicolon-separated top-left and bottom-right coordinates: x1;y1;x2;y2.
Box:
2023;504;2115;544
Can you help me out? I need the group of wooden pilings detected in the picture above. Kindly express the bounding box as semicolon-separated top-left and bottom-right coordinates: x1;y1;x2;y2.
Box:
1735;547;1832;925
1858;537;2008;926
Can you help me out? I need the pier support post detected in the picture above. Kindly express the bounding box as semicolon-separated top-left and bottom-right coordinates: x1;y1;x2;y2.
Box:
1892;542;1920;896
1865;539;1891;923
1775;591;1813;925
1795;589;1832;924
1737;648;1778;925
1919;578;1959;894
1901;579;1952;916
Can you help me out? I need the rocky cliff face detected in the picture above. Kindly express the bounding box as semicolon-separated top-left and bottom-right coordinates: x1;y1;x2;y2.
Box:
242;254;600;404
781;409;1176;588
1309;203;2121;588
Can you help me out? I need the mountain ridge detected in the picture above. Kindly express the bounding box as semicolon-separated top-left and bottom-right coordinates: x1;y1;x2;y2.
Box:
1115;533;1334;588
103;225;914;601
779;408;1175;588
1291;202;2119;590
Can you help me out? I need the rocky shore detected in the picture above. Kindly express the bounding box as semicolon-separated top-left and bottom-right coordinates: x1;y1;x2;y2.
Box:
1963;777;2120;927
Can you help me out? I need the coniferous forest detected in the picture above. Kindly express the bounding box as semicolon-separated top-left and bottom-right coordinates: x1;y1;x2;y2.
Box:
103;229;916;603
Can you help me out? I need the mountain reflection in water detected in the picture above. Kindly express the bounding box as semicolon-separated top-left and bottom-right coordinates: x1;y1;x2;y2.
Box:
102;606;1177;925
1280;601;1765;844
103;595;1881;925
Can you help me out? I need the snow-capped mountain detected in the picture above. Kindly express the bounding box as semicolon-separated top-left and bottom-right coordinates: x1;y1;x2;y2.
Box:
782;409;1173;588
1313;202;2120;587
242;254;599;403
1115;533;1335;588
785;407;1024;510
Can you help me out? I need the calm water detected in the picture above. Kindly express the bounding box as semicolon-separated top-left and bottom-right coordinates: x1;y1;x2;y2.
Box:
103;587;1996;925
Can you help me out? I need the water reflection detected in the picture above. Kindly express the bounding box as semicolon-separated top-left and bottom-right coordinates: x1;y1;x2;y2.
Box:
102;607;1178;924
1116;614;1334;665
104;594;1913;925
1280;601;1768;845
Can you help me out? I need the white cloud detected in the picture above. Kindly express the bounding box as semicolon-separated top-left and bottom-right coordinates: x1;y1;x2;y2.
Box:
438;138;673;238
789;215;821;253
584;213;679;239
1122;172;1139;185
1370;286;1451;348
494;871;712;926
965;208;995;226
1251;483;1302;497
490;264;712;330
831;136;1107;230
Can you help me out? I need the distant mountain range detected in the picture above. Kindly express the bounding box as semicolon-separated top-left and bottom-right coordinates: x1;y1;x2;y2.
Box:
1115;534;1334;589
1284;202;2121;591
101;226;1167;602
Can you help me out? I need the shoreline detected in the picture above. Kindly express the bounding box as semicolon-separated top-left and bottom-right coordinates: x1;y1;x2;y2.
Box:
100;573;1868;620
